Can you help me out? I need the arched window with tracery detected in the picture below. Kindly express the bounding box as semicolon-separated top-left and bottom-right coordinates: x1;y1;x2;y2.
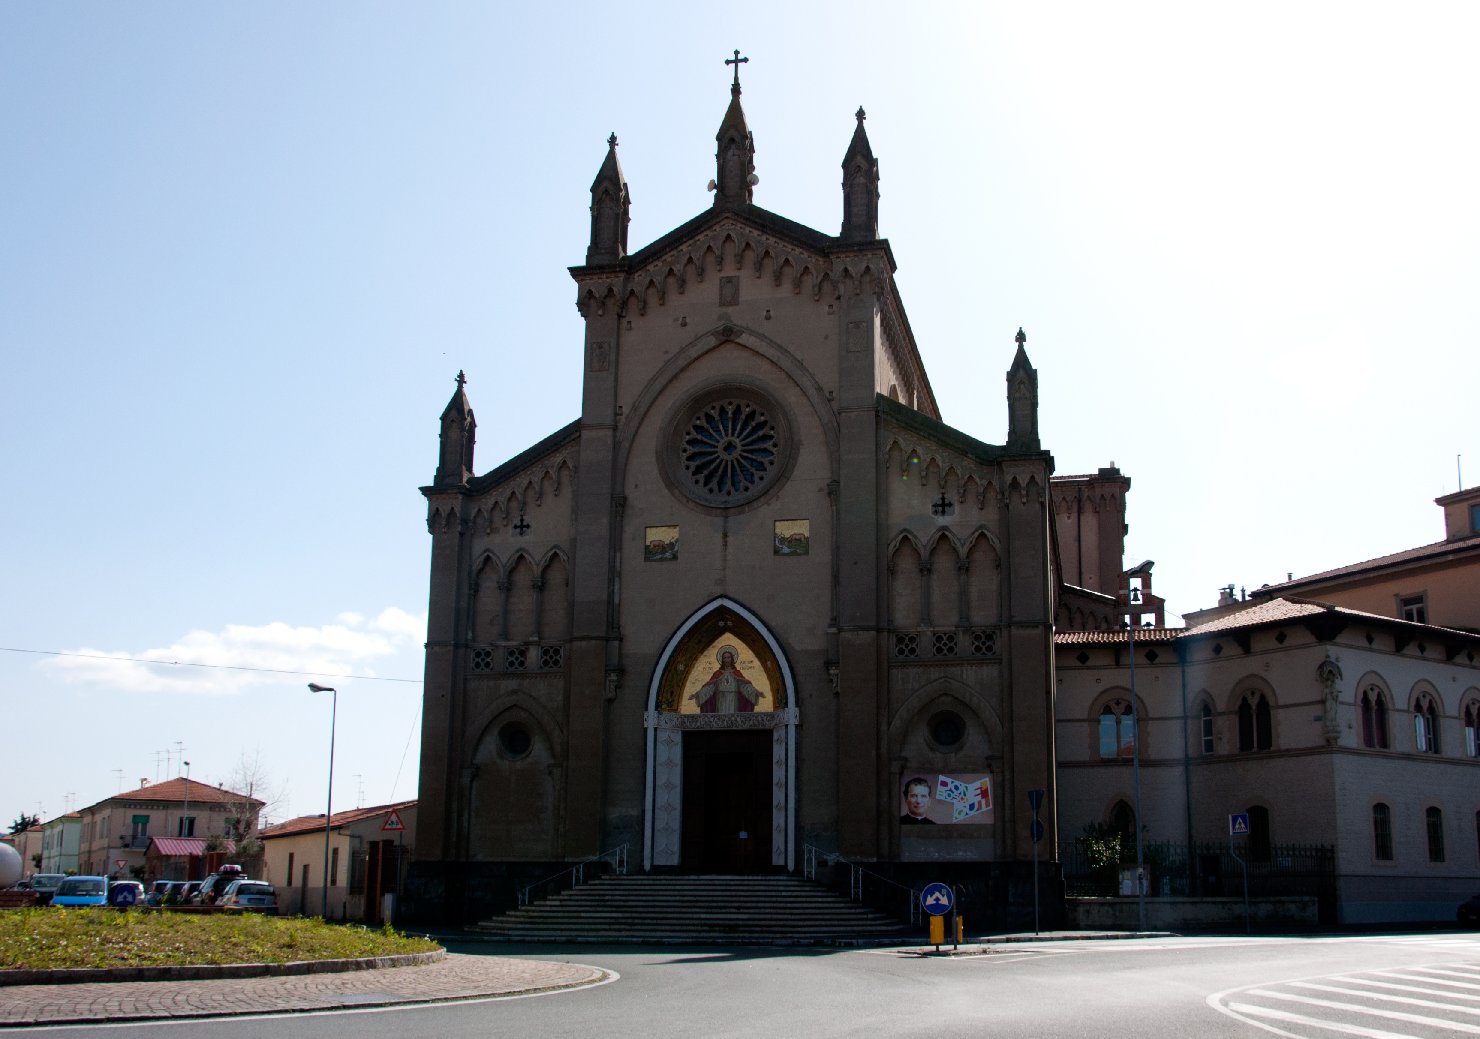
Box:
1098;699;1135;760
1237;691;1272;752
1199;702;1214;755
1413;693;1439;755
1360;687;1390;749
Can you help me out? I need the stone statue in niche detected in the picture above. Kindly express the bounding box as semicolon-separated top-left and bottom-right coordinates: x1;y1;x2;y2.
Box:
1317;656;1343;745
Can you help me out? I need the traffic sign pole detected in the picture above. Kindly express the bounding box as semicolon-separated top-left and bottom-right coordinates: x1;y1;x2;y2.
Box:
1228;813;1251;934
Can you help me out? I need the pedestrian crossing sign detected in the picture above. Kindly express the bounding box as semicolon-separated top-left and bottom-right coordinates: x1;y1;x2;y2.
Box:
1229;812;1250;836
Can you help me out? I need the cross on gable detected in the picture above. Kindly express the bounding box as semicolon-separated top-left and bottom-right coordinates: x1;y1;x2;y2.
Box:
513;514;530;537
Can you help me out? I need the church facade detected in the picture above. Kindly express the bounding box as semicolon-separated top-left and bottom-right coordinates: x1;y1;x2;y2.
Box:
407;75;1061;925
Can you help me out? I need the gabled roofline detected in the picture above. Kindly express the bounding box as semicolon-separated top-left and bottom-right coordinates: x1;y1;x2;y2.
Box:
878;393;1052;470
570;203;887;279
1250;534;1480;598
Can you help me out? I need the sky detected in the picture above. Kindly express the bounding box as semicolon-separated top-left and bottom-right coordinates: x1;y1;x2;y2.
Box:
3;3;1476;834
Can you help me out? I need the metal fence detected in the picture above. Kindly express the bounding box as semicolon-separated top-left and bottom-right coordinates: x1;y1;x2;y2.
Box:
1062;839;1335;907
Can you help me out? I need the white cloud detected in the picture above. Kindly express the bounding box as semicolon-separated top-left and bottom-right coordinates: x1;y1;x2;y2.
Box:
38;609;428;696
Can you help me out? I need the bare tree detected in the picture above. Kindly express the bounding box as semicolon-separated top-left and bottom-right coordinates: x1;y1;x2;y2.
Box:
213;750;284;876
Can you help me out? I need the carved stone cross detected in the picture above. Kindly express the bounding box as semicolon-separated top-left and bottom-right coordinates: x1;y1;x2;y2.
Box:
513;514;530;537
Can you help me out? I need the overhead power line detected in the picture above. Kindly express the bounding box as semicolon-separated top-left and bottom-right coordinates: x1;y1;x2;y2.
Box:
0;646;421;684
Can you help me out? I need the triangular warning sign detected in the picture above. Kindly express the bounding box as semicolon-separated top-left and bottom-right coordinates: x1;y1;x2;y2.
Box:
1231;816;1248;835
381;810;406;832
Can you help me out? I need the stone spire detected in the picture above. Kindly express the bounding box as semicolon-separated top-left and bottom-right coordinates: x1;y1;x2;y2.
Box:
435;370;476;487
586;132;630;265
712;50;756;208
1006;328;1040;450
840;107;879;241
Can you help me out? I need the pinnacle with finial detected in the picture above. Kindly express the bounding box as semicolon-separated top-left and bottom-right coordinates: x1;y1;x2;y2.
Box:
1015;328;1026;346
456;370;467;389
607;132;618;148
856;106;866;123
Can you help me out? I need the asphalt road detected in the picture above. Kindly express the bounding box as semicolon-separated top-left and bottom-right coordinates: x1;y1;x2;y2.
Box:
18;932;1480;1038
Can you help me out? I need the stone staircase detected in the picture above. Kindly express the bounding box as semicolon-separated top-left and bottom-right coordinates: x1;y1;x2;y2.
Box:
470;873;916;945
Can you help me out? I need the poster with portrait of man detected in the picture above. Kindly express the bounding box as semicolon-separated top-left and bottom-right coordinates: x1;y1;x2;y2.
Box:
898;772;993;825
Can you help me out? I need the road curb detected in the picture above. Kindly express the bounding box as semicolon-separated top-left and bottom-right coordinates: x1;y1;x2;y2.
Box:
0;948;446;986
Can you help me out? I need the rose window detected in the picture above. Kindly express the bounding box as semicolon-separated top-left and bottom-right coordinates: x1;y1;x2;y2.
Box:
680;400;778;499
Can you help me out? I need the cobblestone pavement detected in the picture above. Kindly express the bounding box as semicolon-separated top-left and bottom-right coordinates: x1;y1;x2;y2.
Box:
0;953;610;1027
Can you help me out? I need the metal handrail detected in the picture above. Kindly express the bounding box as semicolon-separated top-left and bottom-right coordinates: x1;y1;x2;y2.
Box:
517;843;628;907
801;844;921;925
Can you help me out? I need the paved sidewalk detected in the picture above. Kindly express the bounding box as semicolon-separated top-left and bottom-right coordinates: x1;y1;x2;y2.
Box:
0;953;610;1027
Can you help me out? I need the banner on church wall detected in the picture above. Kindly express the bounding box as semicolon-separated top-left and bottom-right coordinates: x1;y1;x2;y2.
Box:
899;772;993;825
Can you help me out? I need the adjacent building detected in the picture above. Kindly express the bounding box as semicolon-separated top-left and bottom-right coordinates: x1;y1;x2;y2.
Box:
260;801;415;921
40;814;80;875
71;777;262;879
1191;485;1480;634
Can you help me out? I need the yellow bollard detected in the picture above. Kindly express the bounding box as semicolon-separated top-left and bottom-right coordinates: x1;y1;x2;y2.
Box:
956;915;964;946
929;915;944;946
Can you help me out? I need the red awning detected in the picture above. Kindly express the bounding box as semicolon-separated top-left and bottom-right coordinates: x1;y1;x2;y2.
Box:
149;837;213;856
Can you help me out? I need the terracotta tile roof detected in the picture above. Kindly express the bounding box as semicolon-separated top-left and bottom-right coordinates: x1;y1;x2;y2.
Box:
1181;598;1331;635
1057;597;1480;647
260;800;416;840
1257;533;1480;592
1055;628;1182;645
111;777;263;807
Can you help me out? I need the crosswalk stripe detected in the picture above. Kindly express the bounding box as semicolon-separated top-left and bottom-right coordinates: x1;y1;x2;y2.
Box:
1333;977;1480;1002
1247;987;1480;1034
1288;980;1480;1016
1375;969;1480;991
1227;1000;1426;1038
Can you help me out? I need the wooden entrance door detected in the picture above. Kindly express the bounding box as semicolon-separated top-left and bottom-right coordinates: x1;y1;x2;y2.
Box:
681;730;772;872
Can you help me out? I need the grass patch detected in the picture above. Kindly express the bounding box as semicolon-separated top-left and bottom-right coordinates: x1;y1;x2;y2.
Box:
0;910;441;971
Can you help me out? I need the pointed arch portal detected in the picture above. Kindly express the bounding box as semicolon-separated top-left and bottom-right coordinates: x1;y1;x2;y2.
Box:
644;597;798;871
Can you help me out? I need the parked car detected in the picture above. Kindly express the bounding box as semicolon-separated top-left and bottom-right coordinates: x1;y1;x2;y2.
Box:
51;875;109;907
175;880;203;905
218;879;277;914
147;880;176;906
29;873;66;906
1459;893;1480;927
107;880;145;907
196;865;246;906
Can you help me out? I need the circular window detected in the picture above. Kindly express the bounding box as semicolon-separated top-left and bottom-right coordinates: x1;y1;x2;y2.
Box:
681;399;777;498
497;722;532;759
662;384;794;510
928;711;966;750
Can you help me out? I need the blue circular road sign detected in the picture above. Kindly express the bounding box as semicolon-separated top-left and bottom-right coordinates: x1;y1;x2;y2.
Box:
920;882;954;916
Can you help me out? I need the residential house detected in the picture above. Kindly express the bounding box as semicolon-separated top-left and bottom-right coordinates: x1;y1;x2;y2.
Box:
73;777;262;880
260;801;415;922
40;813;80;874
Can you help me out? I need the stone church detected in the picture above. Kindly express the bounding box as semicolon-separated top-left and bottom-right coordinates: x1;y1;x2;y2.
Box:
407;70;1079;925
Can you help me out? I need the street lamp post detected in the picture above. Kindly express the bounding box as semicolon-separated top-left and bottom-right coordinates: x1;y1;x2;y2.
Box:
1126;601;1146;933
182;760;191;841
1124;561;1153;934
308;683;337;919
